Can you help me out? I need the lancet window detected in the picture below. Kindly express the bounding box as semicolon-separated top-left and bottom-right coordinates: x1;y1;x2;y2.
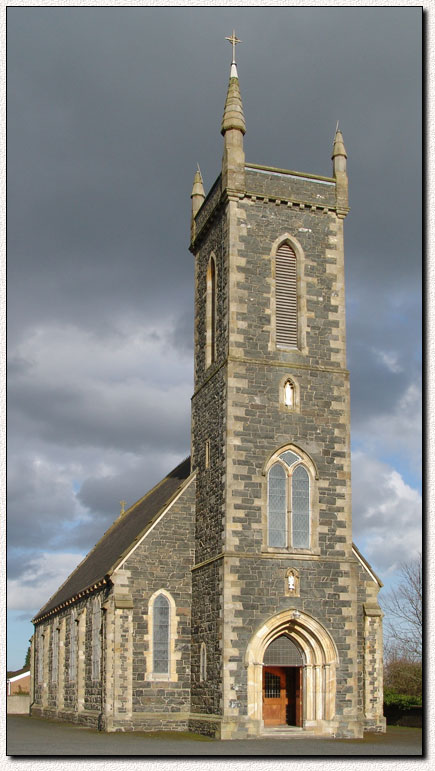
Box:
153;593;170;675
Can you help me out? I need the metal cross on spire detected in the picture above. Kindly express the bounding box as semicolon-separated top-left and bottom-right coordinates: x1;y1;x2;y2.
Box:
225;30;242;64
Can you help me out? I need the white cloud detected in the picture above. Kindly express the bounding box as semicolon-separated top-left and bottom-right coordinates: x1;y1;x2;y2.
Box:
7;552;85;614
9;320;192;454
372;348;403;374
353;381;422;472
352;450;422;576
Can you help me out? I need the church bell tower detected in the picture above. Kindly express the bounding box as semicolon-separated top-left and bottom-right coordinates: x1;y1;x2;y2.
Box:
188;34;384;740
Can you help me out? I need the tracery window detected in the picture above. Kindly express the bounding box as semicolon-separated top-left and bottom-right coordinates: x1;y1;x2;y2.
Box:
153;594;170;675
267;449;311;549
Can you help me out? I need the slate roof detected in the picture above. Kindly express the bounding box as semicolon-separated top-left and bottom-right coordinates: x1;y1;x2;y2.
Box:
33;457;192;623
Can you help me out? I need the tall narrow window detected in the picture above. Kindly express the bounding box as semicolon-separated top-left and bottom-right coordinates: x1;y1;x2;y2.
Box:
268;463;287;547
91;598;101;681
153;594;170;674
292;466;310;548
37;627;44;684
276;243;298;347
69;611;77;682
206;256;217;367
52;625;59;683
200;642;207;682
267;450;312;550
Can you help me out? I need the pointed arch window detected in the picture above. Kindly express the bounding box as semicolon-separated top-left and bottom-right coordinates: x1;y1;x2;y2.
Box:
284;379;295;408
146;590;177;682
51;624;59;683
206;255;217;367
37;626;44;685
267;450;311;549
153;594;170;675
275;243;298;348
69;611;77;682
200;642;207;682
91;597;101;681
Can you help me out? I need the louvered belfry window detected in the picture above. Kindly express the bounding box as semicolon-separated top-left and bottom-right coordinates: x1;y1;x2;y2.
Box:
275;242;298;347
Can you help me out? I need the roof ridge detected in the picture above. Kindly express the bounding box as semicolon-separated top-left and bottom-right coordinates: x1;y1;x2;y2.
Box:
109;468;197;575
33;456;192;622
352;542;383;587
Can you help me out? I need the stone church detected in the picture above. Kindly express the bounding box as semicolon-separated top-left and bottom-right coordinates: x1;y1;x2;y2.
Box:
30;40;386;739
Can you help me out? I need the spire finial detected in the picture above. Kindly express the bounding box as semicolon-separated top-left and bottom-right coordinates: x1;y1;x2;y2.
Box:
225;30;242;65
335;120;340;134
120;500;126;516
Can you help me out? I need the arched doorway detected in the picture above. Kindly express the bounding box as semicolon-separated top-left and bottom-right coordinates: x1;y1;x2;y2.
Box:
245;609;338;735
262;635;304;727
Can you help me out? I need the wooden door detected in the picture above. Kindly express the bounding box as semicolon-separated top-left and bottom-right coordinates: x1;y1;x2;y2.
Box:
262;666;287;726
295;666;302;727
286;667;303;727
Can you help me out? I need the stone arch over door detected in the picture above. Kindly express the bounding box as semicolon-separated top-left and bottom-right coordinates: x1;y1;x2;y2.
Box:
245;609;338;734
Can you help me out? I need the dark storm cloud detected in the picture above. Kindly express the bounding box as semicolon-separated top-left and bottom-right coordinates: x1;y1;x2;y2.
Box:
9;373;191;453
7;7;421;608
8;8;421;339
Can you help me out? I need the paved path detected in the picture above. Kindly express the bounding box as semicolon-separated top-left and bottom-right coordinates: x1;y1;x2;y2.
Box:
7;715;422;756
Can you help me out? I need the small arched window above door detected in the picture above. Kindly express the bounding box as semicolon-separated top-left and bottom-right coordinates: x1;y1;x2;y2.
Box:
263;634;304;666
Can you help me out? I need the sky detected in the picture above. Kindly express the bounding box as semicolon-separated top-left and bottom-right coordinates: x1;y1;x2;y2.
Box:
7;6;422;671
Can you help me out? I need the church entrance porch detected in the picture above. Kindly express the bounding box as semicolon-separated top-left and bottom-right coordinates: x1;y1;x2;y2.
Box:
244;608;343;737
262;666;302;727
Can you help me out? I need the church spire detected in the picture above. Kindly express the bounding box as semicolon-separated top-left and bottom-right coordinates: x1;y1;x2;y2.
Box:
332;123;349;217
221;30;246;192
221;31;246;136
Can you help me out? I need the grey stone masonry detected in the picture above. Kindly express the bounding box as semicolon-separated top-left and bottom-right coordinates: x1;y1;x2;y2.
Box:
31;589;107;729
104;475;196;731
31;477;197;733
